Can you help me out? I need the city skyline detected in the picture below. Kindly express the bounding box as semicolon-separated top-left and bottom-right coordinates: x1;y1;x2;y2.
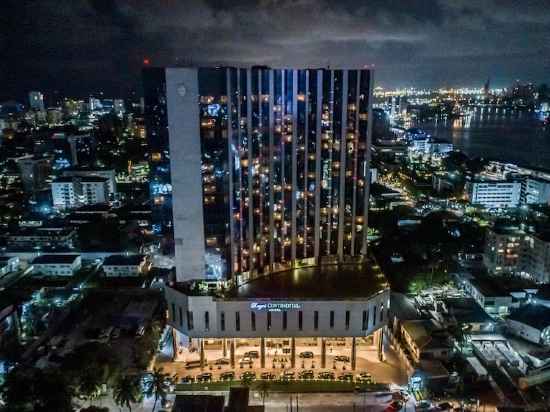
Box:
2;0;550;101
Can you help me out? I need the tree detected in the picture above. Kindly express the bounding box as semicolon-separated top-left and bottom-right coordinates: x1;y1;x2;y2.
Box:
240;373;254;387
62;342;120;404
113;374;143;412
257;380;271;406
143;367;170;412
0;366;75;412
78;367;105;405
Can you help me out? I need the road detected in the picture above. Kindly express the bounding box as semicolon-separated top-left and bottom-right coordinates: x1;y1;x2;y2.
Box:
94;391;416;412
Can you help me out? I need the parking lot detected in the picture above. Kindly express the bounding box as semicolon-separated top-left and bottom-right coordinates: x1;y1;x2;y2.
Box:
156;335;407;385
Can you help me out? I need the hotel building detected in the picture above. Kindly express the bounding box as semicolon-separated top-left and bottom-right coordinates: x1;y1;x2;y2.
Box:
144;67;390;374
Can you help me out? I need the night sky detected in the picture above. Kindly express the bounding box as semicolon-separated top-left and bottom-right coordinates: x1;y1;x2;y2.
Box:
2;0;550;101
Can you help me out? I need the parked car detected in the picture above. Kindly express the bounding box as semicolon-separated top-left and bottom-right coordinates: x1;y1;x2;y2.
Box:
240;371;256;381
260;372;276;380
299;351;314;358
338;372;354;382
220;371;235;381
180;375;195;383
185;360;202;369
334;355;350;362
239;357;253;366
244;350;259;358
318;371;335;380
356;372;373;384
281;371;295;381
214;358;230;365
298;370;314;380
197;372;212;382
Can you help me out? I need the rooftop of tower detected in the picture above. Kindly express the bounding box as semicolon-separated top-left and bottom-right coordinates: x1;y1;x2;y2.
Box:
174;259;389;301
225;262;388;301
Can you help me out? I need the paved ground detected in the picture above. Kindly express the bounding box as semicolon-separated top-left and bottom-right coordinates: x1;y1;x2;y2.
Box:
90;391;416;412
155;338;408;386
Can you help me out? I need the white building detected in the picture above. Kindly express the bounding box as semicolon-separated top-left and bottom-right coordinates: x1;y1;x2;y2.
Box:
483;224;550;283
0;257;19;276
62;168;116;196
458;274;519;317
466;179;522;209
522;177;550;205
102;254;150;277
32;255;81;277
29;91;45;111
507;304;550;346
51;177;81;209
51;176;109;209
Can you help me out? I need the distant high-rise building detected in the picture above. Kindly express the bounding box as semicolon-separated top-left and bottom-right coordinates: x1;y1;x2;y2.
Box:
372;108;389;141
144;67;374;282
29;91;45;111
114;99;125;115
16;156;52;193
67;135;97;167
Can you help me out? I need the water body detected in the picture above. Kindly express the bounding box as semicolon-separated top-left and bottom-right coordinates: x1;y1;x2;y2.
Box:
414;108;550;169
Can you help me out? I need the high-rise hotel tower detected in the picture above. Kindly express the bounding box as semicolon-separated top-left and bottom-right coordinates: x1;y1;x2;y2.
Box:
145;67;390;372
144;67;374;283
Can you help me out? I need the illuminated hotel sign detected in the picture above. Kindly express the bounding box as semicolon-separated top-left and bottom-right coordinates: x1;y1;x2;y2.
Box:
250;302;302;312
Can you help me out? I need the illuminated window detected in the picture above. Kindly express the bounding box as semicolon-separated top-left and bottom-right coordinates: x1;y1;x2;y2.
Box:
187;311;194;330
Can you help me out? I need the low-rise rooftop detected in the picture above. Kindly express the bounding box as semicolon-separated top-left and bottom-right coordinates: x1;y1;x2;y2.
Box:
443;297;493;324
508;304;550;331
103;254;146;266
32;254;80;265
469;275;535;298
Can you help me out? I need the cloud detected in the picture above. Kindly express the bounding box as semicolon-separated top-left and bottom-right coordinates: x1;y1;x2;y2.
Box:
1;0;549;99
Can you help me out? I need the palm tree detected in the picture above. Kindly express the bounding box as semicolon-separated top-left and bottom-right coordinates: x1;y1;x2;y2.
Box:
256;380;270;406
143;367;170;412
78;368;104;406
113;374;142;412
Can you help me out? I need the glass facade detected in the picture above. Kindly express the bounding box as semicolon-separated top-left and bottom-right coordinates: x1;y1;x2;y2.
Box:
143;68;173;235
151;67;373;282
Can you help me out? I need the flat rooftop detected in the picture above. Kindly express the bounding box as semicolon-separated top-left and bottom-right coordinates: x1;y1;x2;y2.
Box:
103;254;146;266
32;254;80;264
223;263;388;300
443;297;493;324
469;275;536;297
508;304;550;330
